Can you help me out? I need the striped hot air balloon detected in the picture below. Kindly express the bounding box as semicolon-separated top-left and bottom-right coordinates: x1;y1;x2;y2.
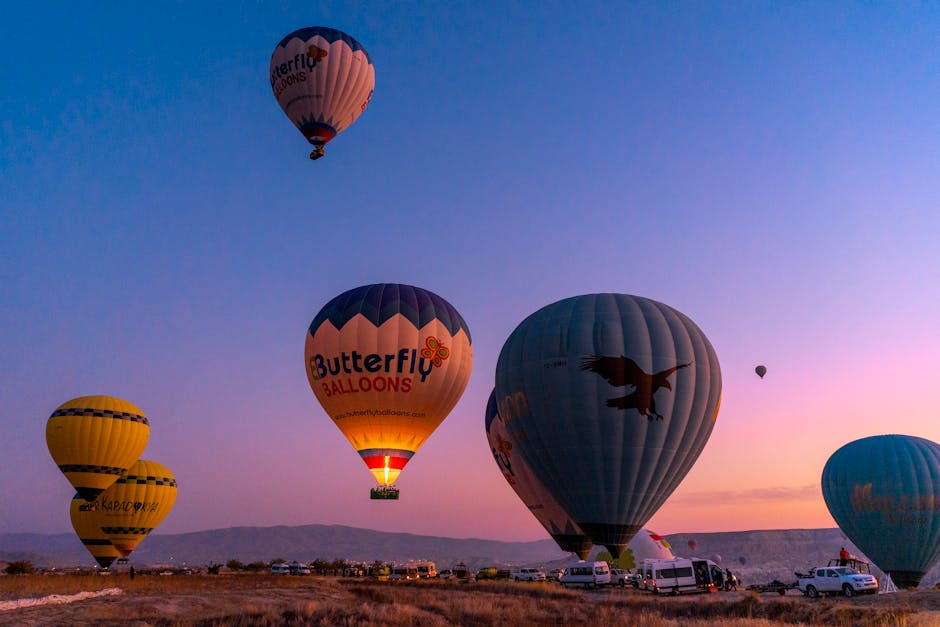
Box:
46;395;150;501
96;459;177;556
270;26;375;160
305;284;472;498
495;294;722;558
69;492;121;569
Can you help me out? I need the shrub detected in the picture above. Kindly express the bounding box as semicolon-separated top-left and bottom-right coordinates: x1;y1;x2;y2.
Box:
4;561;35;575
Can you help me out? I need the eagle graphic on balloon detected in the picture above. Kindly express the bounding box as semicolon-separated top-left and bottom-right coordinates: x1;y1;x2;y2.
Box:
580;356;691;420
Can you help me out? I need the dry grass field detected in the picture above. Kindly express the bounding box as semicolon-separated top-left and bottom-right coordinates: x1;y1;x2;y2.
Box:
2;574;940;626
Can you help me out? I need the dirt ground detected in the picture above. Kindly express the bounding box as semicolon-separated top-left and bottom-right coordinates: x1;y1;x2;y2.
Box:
2;575;940;626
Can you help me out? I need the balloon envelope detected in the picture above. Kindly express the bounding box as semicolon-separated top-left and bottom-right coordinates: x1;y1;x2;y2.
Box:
306;284;472;488
96;459;178;556
495;294;722;557
270;26;375;154
822;434;940;588
597;529;674;569
46;395;150;501
485;389;592;559
688;539;698;552
70;493;121;569
755;365;767;379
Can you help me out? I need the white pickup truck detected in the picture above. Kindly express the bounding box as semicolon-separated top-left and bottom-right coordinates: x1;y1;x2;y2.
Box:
797;566;878;598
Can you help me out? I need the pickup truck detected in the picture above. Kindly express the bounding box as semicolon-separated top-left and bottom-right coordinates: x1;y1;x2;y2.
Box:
512;567;546;582
796;566;878;598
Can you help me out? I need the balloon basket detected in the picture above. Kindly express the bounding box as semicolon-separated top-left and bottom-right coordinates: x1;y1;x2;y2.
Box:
370;486;399;500
309;147;325;160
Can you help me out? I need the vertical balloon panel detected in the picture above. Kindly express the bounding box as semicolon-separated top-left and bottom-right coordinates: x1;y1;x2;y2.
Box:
822;434;940;588
495;294;721;557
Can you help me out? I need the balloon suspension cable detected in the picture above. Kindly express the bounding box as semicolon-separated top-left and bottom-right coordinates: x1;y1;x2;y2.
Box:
309;146;325;160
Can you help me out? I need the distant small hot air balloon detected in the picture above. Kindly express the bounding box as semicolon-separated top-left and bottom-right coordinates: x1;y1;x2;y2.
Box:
738;555;747;565
270;26;375;160
70;493;121;569
822;434;940;588
688;539;698;552
755;365;767;379
96;459;177;556
495;293;722;558
46;395;150;501
305;284;473;499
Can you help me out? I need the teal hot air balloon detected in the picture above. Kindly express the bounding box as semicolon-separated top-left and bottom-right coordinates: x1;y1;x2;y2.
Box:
822;434;940;588
485;389;593;559
495;294;722;558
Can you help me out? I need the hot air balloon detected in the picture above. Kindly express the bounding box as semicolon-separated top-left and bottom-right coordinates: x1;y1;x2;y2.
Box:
688;539;698;552
70;493;121;569
822;434;940;589
738;555;747;565
96;459;177;556
495;294;722;558
485;389;592;559
305;284;472;499
755;365;767;379
46;395;150;501
270;26;375;160
596;529;674;569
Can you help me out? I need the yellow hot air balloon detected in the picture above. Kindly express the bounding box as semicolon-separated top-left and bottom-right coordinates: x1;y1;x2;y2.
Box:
46;395;150;501
96;459;177;556
305;284;473;498
69;493;122;569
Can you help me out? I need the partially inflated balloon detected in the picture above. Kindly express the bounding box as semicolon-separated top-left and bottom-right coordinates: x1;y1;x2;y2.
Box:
597;529;674;569
485;389;592;559
755;365;767;379
46;396;150;501
70;493;121;569
96;460;177;556
270;26;375;159
495;294;722;557
306;284;472;491
822;435;940;588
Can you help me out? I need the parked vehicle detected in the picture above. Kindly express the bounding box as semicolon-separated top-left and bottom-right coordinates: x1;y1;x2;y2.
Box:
560;561;611;588
438;569;453;580
270;563;291;575
546;568;564;582
453;563;475;582
796;566;878;598
643;557;722;595
288;561;311;575
610;568;639;588
512;567;546;582
389;564;419;581
414;561;437;579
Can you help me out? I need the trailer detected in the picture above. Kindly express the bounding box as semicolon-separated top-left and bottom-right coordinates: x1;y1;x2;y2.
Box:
745;580;797;595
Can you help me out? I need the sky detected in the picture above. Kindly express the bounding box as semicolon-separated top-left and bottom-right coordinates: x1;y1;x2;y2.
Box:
2;2;938;543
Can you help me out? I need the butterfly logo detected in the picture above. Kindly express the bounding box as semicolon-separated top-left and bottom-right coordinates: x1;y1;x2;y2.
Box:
421;336;450;367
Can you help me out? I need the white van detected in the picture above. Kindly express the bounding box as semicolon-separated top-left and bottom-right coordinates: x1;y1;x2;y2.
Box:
643;557;721;595
270;563;291;575
559;561;611;588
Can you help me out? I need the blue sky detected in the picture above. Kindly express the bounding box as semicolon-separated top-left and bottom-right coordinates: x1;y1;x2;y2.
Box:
2;2;938;540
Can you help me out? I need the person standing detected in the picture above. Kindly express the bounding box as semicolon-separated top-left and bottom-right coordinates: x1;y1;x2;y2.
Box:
130;565;136;581
839;547;849;566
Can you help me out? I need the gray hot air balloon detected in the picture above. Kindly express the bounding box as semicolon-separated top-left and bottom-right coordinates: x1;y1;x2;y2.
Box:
822;434;940;588
485;389;592;559
495;294;722;558
755;365;767;379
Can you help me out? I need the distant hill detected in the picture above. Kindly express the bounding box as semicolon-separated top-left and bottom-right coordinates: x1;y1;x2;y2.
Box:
2;525;938;587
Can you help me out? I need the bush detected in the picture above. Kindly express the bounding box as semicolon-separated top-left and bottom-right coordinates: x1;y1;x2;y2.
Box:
226;559;244;571
4;561;35;575
207;564;222;575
